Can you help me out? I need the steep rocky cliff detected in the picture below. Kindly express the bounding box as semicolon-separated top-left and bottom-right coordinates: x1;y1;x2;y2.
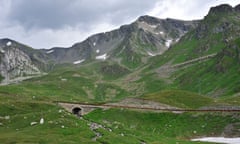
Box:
0;39;49;83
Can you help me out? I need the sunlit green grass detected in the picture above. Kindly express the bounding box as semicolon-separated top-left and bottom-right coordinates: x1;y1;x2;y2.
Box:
142;90;215;109
85;108;240;144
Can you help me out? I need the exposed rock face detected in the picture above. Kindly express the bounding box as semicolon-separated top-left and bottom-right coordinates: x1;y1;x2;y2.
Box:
0;39;42;83
208;4;240;16
45;15;198;67
209;4;233;14
0;15;199;82
235;4;240;11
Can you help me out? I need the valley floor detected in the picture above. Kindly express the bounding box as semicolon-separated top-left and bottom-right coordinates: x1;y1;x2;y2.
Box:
0;95;240;144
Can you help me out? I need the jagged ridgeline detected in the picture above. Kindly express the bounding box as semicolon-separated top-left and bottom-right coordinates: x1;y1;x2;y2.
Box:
0;4;239;100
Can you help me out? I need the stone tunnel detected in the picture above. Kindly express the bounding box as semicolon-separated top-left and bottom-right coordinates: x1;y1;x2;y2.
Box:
72;107;82;116
58;102;104;116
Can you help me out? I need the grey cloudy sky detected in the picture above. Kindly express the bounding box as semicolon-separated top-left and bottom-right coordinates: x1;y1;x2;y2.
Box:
0;0;239;49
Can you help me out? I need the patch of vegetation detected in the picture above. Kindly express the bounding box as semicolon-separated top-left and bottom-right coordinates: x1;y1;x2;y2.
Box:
137;73;171;93
100;63;130;80
173;47;240;97
85;108;240;144
93;83;130;102
142;90;215;109
0;100;96;144
120;48;143;69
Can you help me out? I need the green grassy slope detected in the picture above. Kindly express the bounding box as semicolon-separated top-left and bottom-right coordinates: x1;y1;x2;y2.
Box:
1;95;239;144
142;90;215;109
0;96;96;143
145;8;240;97
85;108;240;144
0;61;133;103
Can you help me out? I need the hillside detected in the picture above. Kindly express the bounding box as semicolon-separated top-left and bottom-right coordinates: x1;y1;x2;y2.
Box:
0;38;51;84
43;16;198;69
0;4;239;102
147;4;240;97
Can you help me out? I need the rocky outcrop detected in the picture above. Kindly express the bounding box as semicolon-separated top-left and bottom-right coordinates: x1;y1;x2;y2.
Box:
0;39;43;83
235;4;240;11
209;4;233;14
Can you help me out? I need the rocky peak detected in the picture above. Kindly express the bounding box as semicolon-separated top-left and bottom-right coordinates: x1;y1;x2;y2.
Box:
0;38;50;83
234;4;240;11
209;4;233;14
137;15;161;25
0;38;14;47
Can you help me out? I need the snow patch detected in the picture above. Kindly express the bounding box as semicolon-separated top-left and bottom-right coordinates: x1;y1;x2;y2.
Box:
93;42;96;46
96;49;100;53
156;31;164;35
165;39;172;48
6;41;12;46
96;53;108;60
192;137;240;144
46;50;54;54
73;59;85;64
147;51;156;57
149;24;157;28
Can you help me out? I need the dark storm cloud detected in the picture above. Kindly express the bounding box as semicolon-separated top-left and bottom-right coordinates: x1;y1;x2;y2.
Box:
1;0;238;49
8;0;158;30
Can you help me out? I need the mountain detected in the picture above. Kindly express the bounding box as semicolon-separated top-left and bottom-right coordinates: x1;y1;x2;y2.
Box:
0;16;198;83
147;4;240;97
44;16;198;68
0;39;51;83
0;4;240;144
0;4;239;98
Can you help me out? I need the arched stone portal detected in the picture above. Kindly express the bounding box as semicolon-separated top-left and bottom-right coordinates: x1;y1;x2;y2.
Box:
72;107;82;116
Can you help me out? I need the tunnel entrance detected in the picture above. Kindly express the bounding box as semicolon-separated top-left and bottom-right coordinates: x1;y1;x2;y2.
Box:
72;107;82;116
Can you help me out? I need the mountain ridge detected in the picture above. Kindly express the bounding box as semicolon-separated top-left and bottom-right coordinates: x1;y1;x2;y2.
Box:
0;15;198;82
0;3;239;99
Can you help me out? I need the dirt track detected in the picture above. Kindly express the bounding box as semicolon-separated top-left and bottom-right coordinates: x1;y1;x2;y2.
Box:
57;98;240;113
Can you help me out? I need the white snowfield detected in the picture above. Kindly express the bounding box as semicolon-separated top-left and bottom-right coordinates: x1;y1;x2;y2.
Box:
96;49;100;53
192;137;240;144
46;50;54;54
73;59;85;64
165;39;172;48
93;42;96;46
96;53;107;60
6;41;12;46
